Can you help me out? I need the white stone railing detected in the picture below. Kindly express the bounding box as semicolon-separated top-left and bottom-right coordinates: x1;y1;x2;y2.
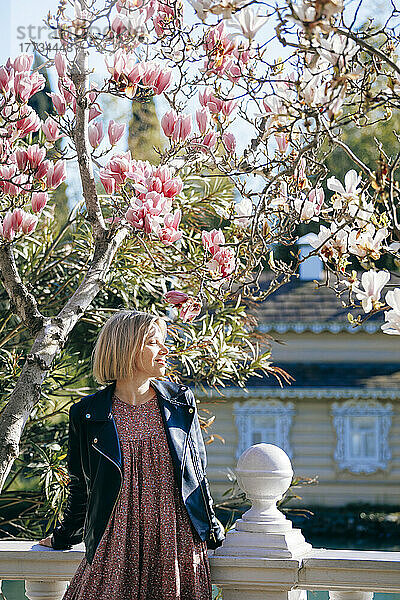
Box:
0;444;399;600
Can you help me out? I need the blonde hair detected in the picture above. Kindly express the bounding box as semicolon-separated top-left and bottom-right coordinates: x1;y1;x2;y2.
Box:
91;310;167;385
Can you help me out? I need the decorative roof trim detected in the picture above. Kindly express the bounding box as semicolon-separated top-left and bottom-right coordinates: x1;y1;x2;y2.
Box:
195;387;400;401
258;322;381;335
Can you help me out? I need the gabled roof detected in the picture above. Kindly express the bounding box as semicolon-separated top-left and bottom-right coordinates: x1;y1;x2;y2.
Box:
246;272;386;334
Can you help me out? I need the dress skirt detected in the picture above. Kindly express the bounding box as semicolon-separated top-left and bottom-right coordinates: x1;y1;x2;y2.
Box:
61;392;212;600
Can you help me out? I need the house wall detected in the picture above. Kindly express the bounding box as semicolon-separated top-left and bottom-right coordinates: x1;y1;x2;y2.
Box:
200;395;400;507
270;331;400;364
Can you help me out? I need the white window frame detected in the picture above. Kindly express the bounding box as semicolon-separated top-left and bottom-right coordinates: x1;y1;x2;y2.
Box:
331;400;393;474
233;400;294;460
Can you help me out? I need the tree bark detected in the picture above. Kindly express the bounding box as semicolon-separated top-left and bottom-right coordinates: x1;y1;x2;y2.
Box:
0;226;128;491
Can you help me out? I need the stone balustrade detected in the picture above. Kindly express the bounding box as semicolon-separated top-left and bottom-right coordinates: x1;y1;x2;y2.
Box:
0;443;399;600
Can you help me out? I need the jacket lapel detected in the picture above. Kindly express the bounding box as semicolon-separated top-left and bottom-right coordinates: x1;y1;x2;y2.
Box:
85;379;195;480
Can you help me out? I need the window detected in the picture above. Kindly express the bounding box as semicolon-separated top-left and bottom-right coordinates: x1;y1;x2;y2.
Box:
233;400;294;460
332;400;393;474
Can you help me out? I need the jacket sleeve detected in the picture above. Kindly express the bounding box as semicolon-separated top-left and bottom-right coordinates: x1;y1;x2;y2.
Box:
187;388;225;550
49;402;88;550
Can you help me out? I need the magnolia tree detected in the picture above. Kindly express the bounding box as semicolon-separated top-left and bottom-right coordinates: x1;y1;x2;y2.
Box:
0;0;399;490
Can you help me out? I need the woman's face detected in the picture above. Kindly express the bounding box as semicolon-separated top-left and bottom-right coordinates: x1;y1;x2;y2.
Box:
137;322;169;377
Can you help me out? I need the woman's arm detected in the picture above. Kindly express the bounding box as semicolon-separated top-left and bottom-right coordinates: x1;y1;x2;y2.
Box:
49;402;88;550
186;388;226;549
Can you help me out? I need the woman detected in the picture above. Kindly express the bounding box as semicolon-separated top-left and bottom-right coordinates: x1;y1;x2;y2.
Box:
39;310;225;599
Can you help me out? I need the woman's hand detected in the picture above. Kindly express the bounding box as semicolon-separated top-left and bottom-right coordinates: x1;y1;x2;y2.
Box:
39;536;53;548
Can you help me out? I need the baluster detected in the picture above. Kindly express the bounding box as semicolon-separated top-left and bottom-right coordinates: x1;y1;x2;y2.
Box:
25;580;69;600
0;579;7;600
211;443;312;600
329;592;374;600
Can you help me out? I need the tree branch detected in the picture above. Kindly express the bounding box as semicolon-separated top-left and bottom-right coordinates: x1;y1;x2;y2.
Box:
335;26;400;78
71;46;106;239
0;243;45;336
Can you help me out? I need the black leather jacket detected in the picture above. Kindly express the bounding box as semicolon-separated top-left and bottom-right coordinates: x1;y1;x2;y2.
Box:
49;379;225;564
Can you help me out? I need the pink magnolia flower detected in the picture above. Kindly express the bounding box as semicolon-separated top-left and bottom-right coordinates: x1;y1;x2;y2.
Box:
153;165;173;183
36;159;50;181
11;208;24;232
153;69;172;95
15;148;28;172
111;15;127;35
158;209;183;245
221;99;237;117
204;22;237;64
202;130;217;149
54;52;67;79
106;48;128;82
179;297;202;322
172;115;192;143
125;205;145;229
202;228;225;255
196;108;210;135
164;290;189;305
207;247;235;278
141;191;166;216
13;54;34;73
27;144;46;170
0;165;18;196
15;107;41;137
104;152;132;187
294;188;324;221
108;120;126;145
161;110;178;138
2;211;15;241
88;121;104;149
42;117;61;143
89;105;102;122
58;76;76;105
100;173;116;194
14;73;33;103
163;177;183;198
49;92;67;116
21;212;38;234
29;71;46;97
31;191;48;213
222;132;236;153
275;132;289;153
0;67;13;93
46;160;66;189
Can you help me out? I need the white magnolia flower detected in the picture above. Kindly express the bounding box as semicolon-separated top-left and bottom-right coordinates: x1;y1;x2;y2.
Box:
326;89;345;120
322;0;344;18
381;288;400;335
353;270;390;313
269;181;290;213
317;34;357;68
228;7;269;40
308;223;348;261
348;226;388;260
327;169;362;208
347;196;374;225
299;70;324;106
188;0;213;21
234;197;253;226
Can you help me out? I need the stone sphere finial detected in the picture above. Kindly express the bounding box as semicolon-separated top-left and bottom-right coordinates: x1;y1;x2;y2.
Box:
213;443;312;558
236;443;293;502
